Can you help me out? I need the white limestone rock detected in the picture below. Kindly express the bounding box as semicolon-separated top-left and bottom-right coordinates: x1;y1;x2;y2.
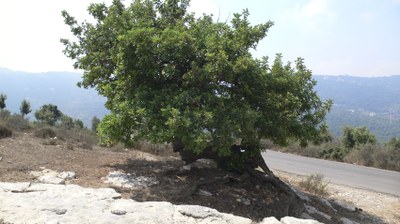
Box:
259;217;282;224
103;171;159;189
30;169;76;184
0;182;332;224
281;216;324;224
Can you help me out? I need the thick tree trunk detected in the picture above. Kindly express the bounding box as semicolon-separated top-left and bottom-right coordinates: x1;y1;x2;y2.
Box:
172;138;304;216
172;138;273;175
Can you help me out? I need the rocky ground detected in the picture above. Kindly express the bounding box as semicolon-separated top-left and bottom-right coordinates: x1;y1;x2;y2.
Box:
0;131;399;223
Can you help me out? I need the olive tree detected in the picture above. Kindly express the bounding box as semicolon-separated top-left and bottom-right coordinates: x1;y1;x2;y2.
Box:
61;0;331;171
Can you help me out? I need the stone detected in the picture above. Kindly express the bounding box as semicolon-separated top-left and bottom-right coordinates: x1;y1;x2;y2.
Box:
59;171;76;180
0;182;332;224
46;208;67;215
197;189;213;196
305;205;331;220
103;171;159;189
259;217;282;224
176;205;252;224
333;199;357;212
319;198;336;212
340;217;359;224
281;216;323;224
30;169;76;184
111;210;127;215
236;197;251;206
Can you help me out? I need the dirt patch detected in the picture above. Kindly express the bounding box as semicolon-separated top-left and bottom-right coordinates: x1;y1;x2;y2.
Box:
0;131;396;223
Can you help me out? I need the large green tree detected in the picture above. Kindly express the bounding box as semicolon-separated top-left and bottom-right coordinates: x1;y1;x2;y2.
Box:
61;0;331;171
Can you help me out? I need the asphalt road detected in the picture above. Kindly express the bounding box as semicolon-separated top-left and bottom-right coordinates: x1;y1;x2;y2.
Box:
262;150;400;197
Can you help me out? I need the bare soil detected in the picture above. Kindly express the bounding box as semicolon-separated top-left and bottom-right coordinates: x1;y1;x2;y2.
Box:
1;131;398;223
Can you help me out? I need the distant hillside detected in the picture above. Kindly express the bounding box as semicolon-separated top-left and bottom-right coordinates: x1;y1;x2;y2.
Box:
314;75;400;141
0;68;108;127
1;68;399;141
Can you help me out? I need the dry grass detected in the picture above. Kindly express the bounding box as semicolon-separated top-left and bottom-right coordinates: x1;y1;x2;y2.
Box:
298;174;329;196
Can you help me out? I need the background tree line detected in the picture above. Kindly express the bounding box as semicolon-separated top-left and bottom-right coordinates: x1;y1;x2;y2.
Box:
0;92;99;131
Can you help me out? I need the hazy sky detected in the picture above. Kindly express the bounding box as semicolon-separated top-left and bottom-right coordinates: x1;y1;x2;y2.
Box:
1;0;399;77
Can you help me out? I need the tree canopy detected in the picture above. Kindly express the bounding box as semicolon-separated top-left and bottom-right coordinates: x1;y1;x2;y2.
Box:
34;104;63;126
20;99;32;118
342;126;377;149
61;0;331;169
0;94;7;110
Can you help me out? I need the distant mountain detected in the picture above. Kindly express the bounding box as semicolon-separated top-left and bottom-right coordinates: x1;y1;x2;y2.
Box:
313;75;400;141
1;68;398;141
0;68;108;127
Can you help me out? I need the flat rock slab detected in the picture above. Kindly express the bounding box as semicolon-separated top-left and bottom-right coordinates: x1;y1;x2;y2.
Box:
0;182;322;224
30;169;76;184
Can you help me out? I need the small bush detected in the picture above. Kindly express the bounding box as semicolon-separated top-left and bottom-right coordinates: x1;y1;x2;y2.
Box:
0;125;12;139
43;138;58;146
319;141;348;161
133;140;174;156
34;128;57;139
260;139;278;150
298;174;329;196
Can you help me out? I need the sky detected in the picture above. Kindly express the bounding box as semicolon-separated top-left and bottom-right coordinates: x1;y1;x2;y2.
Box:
0;0;399;77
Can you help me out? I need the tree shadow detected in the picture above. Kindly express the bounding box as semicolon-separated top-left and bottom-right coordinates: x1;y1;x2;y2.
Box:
105;158;387;224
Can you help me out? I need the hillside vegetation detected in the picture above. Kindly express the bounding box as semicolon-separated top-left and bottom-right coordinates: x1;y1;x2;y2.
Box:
314;75;400;141
1;69;398;141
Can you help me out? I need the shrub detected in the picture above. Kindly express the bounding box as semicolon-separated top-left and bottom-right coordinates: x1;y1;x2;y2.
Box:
0;125;12;139
55;127;98;150
298;174;329;196
133;140;173;156
3;114;30;131
0;109;11;121
386;137;400;151
34;128;57;139
319;140;348;161
344;143;377;167
43;138;58;146
260;139;278;150
344;143;400;171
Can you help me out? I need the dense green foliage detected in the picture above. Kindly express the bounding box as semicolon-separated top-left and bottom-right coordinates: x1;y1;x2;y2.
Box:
60;115;84;129
20;99;32;118
0;93;7;110
34;104;63;126
342;126;377;149
326;108;400;142
387;137;400;151
61;0;331;169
